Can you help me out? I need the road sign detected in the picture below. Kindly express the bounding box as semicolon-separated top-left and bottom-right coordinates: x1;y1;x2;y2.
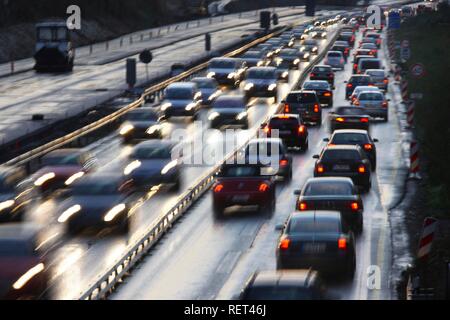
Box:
401;40;410;48
410;63;425;78
388;11;401;29
139;49;153;64
401;47;411;61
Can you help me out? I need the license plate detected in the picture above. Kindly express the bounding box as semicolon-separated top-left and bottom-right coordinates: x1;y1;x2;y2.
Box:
303;243;326;253
333;164;350;171
232;194;250;203
279;130;291;135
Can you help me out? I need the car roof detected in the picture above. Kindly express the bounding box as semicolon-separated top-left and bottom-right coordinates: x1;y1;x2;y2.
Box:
214;95;245;102
248;138;283;145
291;210;342;221
210;57;239;62
290;90;317;95
166;82;196;89
325;144;361;151
251;270;318;288
248;66;277;72
305;176;354;185
191;77;215;82
350;74;371;79
313;64;331;68
73;173;127;186
0;223;41;241
270;113;300;120
358;90;383;96
304;80;329;84
332;129;369;135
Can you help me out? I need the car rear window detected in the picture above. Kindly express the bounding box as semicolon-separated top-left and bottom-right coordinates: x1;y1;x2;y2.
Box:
132;146;172;159
350;76;371;85
327;52;342;57
358;92;383;101
304;181;353;196
312;66;331;72
366;70;384;77
360;60;381;70
288;217;340;233
331;133;369;144
336;107;367;115
286;93;317;103
303;81;329;90
322;149;361;161
219;166;260;177
269;117;299;128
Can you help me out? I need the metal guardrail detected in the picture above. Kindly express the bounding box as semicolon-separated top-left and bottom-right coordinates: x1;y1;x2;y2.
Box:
78;19;344;300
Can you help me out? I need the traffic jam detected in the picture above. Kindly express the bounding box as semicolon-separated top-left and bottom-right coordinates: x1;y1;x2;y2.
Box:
0;8;397;300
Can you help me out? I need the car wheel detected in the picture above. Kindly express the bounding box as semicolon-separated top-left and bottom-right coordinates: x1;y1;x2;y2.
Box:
213;204;224;219
273;95;278;103
171;177;181;192
372;160;377;172
383;114;389;122
284;169;293;182
346;254;356;280
356;217;363;235
263;197;276;217
118;218;130;235
302;139;309;151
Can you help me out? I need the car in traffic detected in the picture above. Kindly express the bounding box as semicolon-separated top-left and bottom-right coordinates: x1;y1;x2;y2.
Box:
353;48;375;58
243;67;278;101
160;82;202;119
212;163;276;218
328;106;370;132
310;27;327;39
118;108;163;144
191;77;222;105
294;177;364;233
262;114;309;152
240;50;269;68
206;57;247;87
345;74;372;99
300;39;319;55
275;48;305;69
313;145;372;192
352;55;373;74
359;43;378;57
357;58;383;75
276;210;356;279
125;140;182;191
31;149;97;195
349;85;381;103
302;80;333;107
324;51;345;70
353;91;389;121
0;223;59;299
254;43;276;58
0;166;34;223
243;138;293;180
337;32;355;47
208;95;249;129
365;33;382;48
331;42;350;61
324;129;378;170
57;173;136;234
282;90;322;125
238;270;330;300
364;69;388;91
309;65;335;87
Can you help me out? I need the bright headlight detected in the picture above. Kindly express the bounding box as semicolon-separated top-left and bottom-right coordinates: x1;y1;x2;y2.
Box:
268;83;277;91
207;72;216;78
34;172;55;187
257;61;264;66
185;103;196;111
236;112;248;120
208;112;220;121
293;59;300;65
104;203;126;222
58;204;81;223
161;103;172;111
146;125;160;135
119;124;134;136
124;160;141;175
161;160;178;175
208;90;221;101
12;263;45;290
65;172;85;186
227;72;236;79
281;71;289;78
0;200;15;212
244;83;254;91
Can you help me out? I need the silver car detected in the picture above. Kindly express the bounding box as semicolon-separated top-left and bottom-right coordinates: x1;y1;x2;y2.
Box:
325;51;345;70
354;91;389;121
365;69;388;91
350;85;381;103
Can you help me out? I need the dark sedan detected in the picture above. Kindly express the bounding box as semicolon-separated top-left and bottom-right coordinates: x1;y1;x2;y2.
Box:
118;108;163;144
276;210;356;279
309;65;335;88
328;106;370;132
206;57;247;87
294;177;364;233
345;74;372;98
160;82;202;119
243;67;279;101
208;95;249;129
191;77;222;105
302;80;333;107
282;90;322;125
262;114;308;151
313;145;372;192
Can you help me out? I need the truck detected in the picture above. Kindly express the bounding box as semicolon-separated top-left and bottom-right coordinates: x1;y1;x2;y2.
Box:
34;21;75;72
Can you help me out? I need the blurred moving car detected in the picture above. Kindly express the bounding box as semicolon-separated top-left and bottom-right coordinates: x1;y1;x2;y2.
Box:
294;177;364;233
300;39;319;55
206;57;247;87
57;173;136;234
328;106;370;132
208;95;249;129
0;223;60;299
324;51;345;70
262;114;309;152
309;65;335;87
0;166;35;223
240;50;270;68
364;69;388;91
356;58;383;75
118;108;163;144
353;91;389;121
31;149;97;195
239;270;330;300
313;145;372;192
191;77;221;105
160;82;202;119
276;210;356;279
349;85;381;103
282;90;322;125
345;74;372;99
125;140;182;191
244;67;279;101
302;80;333;108
212;164;277;218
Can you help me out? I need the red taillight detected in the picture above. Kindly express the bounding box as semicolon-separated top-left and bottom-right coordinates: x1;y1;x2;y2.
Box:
280;159;289;167
214;184;223;193
324;92;331;97
298;125;306;134
358;165;366;173
299;202;307;210
360;117;369;123
364;143;373;150
353;64;357;70
259;183;269;192
340;59;345;64
338;238;347;250
382;101;388;108
328;73;334;78
310;73;316;77
347;83;353;88
284;103;290;113
263;126;271;134
354;100;360;106
383;78;389;84
351;202;359;211
336;117;345;122
316;164;324;173
314;104;320;113
279;238;291;250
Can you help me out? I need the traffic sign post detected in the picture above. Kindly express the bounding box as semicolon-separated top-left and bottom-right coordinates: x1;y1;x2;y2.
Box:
401;47;410;62
139;49;153;82
410;63;426;78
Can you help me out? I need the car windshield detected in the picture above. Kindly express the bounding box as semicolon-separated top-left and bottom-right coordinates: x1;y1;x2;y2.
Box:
0;240;34;256
212;98;244;109
304;40;317;45
332;133;369;144
72;180;119;195
322;149;361;161
303;82;329;90
247;69;276;79
358;92;383;101
280;50;297;57
42;154;80;166
336;107;367;115
288;217;340;233
193;79;216;88
132;146;172;159
209;60;236;68
125;110;158;121
244;286;313;300
286;93;316;103
165;87;192;99
304;181;353;196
